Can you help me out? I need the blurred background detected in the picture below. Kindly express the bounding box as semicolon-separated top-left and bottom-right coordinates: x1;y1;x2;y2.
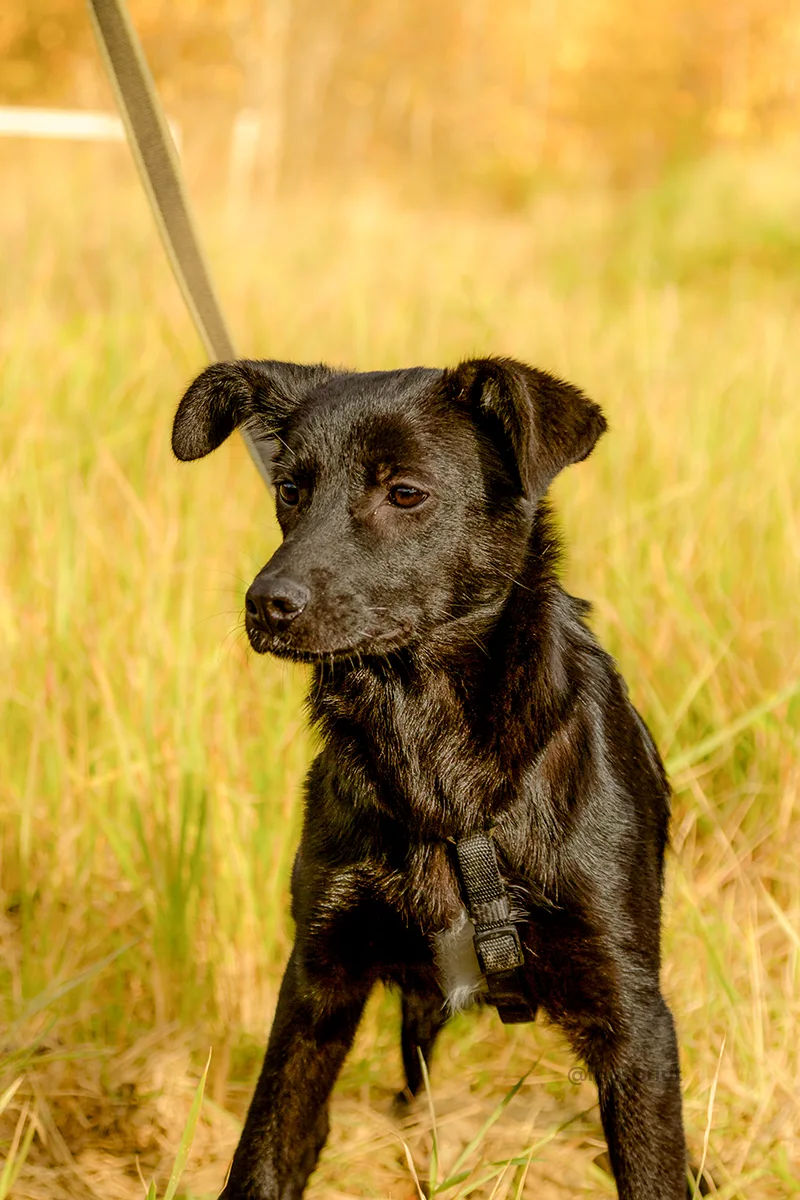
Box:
4;0;800;196
1;2;799;1198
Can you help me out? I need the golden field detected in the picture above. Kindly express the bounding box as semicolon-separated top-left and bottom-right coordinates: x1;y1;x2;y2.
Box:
1;129;799;1198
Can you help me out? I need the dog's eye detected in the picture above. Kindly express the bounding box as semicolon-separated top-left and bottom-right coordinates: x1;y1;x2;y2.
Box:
277;481;299;506
389;485;427;509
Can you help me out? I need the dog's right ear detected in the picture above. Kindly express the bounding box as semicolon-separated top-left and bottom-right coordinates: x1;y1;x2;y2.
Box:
172;360;333;461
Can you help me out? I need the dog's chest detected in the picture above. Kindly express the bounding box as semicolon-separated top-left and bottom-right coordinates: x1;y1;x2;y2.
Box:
318;665;522;1010
326;666;500;833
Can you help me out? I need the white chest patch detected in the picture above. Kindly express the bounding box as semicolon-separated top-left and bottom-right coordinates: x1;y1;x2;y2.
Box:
432;908;487;1014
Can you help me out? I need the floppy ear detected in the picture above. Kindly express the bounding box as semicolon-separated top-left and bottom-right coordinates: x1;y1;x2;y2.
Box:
445;356;607;499
172;359;333;461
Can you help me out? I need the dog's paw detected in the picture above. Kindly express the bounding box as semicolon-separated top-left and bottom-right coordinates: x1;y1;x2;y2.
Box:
392;1087;415;1120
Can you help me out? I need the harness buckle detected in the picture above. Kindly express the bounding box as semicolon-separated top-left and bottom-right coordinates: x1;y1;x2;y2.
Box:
473;923;525;974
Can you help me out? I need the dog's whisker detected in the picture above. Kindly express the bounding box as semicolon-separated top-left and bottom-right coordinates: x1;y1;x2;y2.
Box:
493;566;537;594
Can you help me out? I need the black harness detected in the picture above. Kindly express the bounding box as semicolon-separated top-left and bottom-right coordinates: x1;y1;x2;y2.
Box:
453;832;537;1024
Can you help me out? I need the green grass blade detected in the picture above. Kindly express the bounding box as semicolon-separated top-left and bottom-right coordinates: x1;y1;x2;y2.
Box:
450;1104;597;1198
162;1048;212;1200
418;1049;440;1196
89;797;143;887
438;1067;535;1189
9;940;140;1034
666;680;800;775
0;1101;36;1200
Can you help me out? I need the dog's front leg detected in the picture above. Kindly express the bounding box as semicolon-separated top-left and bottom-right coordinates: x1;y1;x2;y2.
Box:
589;990;686;1200
221;945;371;1200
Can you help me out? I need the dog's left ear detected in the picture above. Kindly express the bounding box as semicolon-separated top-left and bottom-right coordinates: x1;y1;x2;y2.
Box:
445;357;607;500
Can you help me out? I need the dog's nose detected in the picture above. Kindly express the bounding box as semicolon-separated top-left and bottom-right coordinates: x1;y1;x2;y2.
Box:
246;577;310;630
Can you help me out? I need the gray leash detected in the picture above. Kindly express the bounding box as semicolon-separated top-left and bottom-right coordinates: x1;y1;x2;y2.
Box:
86;0;272;487
88;0;536;1031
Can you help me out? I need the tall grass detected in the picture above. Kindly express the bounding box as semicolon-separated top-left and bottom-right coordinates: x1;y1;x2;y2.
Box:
1;140;799;1197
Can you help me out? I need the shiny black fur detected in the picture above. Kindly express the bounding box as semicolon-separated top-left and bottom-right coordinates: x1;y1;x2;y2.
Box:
172;357;687;1199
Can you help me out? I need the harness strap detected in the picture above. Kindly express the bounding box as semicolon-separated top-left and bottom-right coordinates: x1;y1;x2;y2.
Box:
86;0;272;487
454;832;536;1024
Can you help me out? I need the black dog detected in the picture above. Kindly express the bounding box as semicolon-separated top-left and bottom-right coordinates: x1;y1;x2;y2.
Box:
172;357;687;1199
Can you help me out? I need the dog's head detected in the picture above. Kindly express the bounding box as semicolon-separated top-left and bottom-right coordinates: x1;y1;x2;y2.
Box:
172;357;606;660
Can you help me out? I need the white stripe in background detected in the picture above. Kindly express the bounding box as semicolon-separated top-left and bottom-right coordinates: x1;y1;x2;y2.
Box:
0;106;181;152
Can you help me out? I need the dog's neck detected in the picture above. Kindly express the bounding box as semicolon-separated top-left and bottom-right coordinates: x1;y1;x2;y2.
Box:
307;505;584;837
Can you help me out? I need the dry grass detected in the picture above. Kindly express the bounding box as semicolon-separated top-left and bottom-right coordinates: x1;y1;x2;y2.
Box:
1;139;799;1198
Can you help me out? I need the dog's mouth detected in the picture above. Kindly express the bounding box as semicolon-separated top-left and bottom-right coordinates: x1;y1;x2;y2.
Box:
245;622;413;662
